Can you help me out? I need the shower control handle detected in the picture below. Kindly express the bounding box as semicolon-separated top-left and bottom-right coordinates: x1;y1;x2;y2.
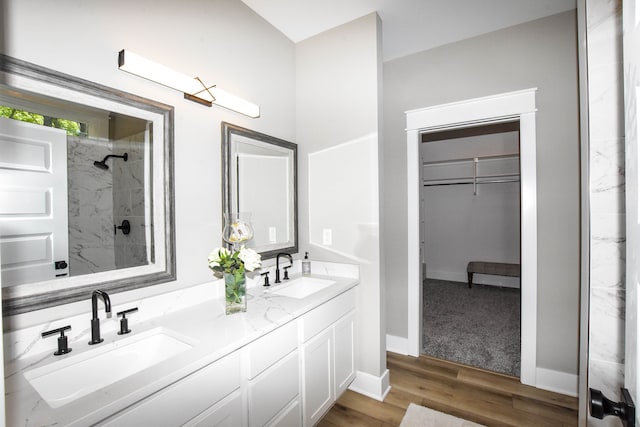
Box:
114;219;131;235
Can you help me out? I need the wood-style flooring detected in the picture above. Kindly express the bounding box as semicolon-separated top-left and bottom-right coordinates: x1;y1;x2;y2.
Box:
318;352;578;427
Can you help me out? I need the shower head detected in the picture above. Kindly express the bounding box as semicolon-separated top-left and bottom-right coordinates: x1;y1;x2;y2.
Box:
93;153;128;170
93;160;109;170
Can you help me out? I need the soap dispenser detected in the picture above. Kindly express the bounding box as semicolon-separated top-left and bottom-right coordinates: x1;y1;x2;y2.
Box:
302;252;311;275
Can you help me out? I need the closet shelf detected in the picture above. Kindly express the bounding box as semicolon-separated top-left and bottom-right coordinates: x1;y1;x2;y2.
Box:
422;154;520;195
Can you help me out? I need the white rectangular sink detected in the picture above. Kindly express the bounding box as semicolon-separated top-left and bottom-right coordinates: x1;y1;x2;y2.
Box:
270;277;336;299
24;327;195;408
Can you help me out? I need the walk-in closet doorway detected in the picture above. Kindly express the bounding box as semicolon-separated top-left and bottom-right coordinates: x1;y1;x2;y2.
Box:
405;88;538;387
420;122;522;377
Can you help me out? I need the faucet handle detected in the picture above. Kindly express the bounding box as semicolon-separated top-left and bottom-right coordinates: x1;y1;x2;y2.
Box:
260;271;270;287
117;307;138;335
283;266;291;280
42;325;72;356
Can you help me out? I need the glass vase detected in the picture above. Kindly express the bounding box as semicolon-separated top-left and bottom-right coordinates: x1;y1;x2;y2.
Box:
222;212;254;250
224;270;247;314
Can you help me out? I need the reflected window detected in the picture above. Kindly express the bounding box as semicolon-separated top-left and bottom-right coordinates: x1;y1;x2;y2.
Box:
1;105;87;136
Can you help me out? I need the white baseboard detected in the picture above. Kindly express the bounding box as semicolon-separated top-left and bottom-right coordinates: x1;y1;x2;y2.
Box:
536;367;578;397
386;334;409;355
427;270;520;289
349;369;391;401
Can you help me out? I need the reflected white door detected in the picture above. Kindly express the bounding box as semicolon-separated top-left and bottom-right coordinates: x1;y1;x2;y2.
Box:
0;117;69;286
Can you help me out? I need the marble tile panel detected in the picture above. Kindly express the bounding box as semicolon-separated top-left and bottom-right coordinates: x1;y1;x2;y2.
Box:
127;138;146;161
590;190;626;215
114;243;126;269
69;218;105;251
590;239;625;289
79;187;113;219
124;244;149;268
77;246;115;273
122;160;145;191
590;212;626;239
130;188;146;216
586;0;622;67
589;137;625;199
589;287;625;363
588;63;625;141
113;189;131;217
69;252;95;277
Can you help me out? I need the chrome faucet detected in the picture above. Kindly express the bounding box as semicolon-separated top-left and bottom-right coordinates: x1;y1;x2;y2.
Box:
89;290;112;345
275;253;293;284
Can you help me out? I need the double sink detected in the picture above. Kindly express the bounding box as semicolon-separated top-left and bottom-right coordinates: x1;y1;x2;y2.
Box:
24;276;336;409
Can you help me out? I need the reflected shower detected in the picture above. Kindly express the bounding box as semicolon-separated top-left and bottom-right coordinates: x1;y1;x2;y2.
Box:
93;153;128;170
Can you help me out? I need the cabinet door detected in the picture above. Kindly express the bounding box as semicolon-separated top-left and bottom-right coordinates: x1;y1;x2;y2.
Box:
249;350;299;427
301;328;333;427
333;311;356;397
184;390;243;427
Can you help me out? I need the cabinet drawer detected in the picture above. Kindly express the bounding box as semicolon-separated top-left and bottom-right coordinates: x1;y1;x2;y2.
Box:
247;320;298;379
300;289;355;342
184;390;243;427
101;353;240;427
249;350;299;427
267;399;300;427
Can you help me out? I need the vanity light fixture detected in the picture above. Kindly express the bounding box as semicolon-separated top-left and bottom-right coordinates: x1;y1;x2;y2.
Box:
117;49;260;118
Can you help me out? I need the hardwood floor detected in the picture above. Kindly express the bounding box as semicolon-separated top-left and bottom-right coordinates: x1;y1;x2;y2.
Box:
318;353;579;427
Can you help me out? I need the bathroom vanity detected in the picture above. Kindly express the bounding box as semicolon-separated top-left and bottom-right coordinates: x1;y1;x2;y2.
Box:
4;271;358;426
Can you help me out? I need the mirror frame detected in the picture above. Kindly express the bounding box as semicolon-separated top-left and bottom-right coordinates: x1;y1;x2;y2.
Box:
221;122;298;260
0;54;176;316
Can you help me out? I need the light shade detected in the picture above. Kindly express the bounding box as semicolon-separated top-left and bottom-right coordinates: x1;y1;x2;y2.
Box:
118;50;260;118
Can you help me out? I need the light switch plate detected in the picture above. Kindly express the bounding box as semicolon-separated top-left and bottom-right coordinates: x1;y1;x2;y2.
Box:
322;228;332;245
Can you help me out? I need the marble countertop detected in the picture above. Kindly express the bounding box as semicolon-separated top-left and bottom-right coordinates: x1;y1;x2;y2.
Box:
5;272;359;427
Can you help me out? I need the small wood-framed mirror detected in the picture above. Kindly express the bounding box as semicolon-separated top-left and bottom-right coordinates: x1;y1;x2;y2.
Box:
221;122;297;260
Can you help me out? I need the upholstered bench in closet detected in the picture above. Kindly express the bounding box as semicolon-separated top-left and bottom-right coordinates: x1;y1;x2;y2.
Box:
466;261;520;288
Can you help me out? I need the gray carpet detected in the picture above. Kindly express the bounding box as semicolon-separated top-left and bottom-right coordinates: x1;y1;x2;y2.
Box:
423;279;521;377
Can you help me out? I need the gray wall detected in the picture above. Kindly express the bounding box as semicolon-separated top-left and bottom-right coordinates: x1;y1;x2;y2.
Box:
384;11;580;374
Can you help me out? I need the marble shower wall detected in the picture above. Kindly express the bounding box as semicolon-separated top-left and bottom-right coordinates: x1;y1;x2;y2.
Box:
113;131;149;269
67;136;115;275
586;0;625;426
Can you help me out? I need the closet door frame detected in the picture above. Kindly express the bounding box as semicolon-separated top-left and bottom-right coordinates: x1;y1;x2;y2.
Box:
405;88;538;386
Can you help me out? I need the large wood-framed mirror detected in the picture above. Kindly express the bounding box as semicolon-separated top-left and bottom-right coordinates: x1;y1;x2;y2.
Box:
0;55;176;315
221;122;297;260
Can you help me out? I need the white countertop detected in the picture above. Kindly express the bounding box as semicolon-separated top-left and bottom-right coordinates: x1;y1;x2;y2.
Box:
4;273;359;427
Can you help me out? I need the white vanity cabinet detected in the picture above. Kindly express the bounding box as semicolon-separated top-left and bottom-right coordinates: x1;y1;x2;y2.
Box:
246;320;301;427
300;289;356;426
99;352;241;427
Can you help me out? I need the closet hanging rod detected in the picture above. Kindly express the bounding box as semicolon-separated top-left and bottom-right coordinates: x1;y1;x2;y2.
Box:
423;178;520;187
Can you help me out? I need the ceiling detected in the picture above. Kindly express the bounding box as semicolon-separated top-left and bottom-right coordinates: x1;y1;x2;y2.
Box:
240;0;577;62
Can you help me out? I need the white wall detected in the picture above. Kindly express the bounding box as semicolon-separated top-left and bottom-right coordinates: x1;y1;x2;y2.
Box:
2;0;296;328
384;11;580;375
296;13;387;386
3;0;388;397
